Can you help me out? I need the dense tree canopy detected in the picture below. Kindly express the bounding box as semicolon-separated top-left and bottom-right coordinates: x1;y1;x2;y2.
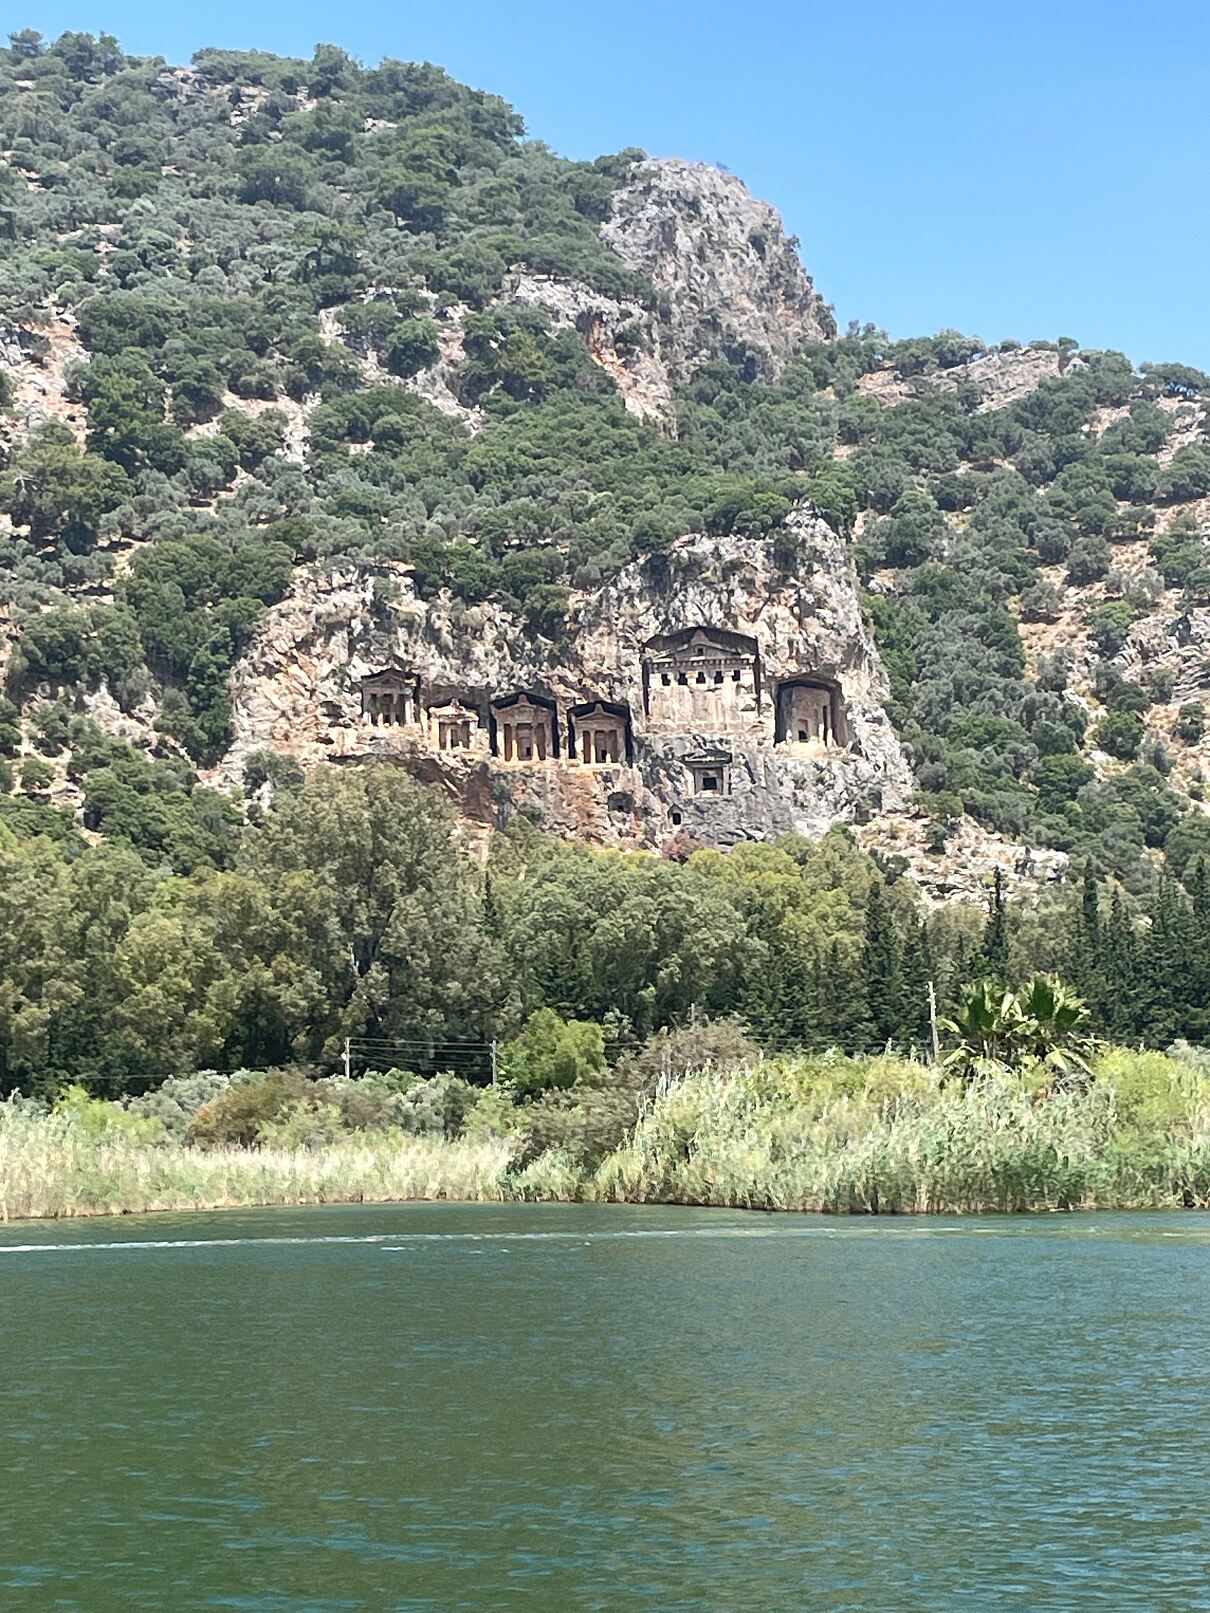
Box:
0;766;1206;1099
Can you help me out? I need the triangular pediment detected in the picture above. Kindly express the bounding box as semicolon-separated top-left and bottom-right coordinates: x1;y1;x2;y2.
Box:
570;699;630;721
683;745;733;766
644;626;758;660
360;667;416;690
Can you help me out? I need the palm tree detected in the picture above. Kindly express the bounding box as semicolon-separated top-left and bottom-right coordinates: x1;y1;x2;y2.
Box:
940;980;1028;1079
942;975;1096;1087
1016;975;1096;1089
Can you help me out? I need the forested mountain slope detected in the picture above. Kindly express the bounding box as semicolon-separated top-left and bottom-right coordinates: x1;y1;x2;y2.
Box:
0;27;1208;901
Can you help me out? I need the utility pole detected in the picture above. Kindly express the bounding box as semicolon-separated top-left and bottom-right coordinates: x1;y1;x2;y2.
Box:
927;980;940;1065
342;1036;351;1081
490;1039;498;1087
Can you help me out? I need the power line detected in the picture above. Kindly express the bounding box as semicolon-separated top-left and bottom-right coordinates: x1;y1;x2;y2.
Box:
345;1046;491;1056
346;1036;499;1048
92;1029;917;1098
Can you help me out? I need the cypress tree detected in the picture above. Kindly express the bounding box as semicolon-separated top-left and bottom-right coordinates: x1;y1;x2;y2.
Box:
1068;862;1103;1002
482;871;501;939
1139;879;1195;1046
1081;860;1100;945
1186;858;1210;1044
742;920;814;1048
817;940;872;1052
1098;887;1140;1040
898;913;933;1053
861;878;903;1049
944;932;971;1012
974;868;1009;983
807;952;834;1051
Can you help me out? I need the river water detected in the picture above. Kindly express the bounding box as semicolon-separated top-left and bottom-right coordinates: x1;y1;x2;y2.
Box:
1;1204;1207;1611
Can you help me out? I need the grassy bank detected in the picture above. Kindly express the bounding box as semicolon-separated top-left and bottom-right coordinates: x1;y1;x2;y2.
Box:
0;1113;515;1221
2;1048;1208;1221
597;1051;1210;1213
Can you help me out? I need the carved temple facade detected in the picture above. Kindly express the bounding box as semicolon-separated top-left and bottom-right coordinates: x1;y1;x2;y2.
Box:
491;692;559;762
642;626;760;730
353;626;848;796
360;667;421;727
569;700;633;765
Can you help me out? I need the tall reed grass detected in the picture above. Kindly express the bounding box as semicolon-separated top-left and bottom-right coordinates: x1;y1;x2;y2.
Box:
0;1103;514;1221
2;1048;1207;1220
595;1054;1210;1213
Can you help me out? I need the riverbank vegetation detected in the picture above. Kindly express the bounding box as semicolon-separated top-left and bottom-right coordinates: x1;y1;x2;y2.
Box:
2;1039;1207;1220
2;767;1209;1100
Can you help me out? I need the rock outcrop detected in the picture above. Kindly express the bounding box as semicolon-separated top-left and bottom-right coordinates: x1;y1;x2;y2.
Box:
0;315;88;446
1120;603;1210;708
930;346;1084;412
402;305;484;431
856;813;1067;902
601;158;833;381
501;273;674;429
856;346;1085;415
214;514;911;853
398;158;837;435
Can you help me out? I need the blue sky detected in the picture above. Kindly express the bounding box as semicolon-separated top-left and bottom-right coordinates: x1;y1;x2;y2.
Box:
18;0;1210;368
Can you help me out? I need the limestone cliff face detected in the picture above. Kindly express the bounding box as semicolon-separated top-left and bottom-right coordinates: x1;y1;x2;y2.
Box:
395;157;835;435
500;273;675;429
216;515;911;852
602;158;833;381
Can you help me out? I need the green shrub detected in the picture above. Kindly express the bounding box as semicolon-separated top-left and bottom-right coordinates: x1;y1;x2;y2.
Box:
1067;535;1112;584
615;1018;762;1091
501;1008;607;1097
385;318;441;378
1176;702;1206;743
19;757;54;794
1088;600;1135;657
187;1072;315;1148
1095;711;1144;760
519;1086;641;1168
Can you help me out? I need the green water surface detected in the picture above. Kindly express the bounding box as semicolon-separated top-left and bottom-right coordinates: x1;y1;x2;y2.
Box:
1;1204;1207;1611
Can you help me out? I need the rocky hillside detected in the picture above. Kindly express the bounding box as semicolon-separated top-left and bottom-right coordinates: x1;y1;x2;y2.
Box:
0;29;1207;901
